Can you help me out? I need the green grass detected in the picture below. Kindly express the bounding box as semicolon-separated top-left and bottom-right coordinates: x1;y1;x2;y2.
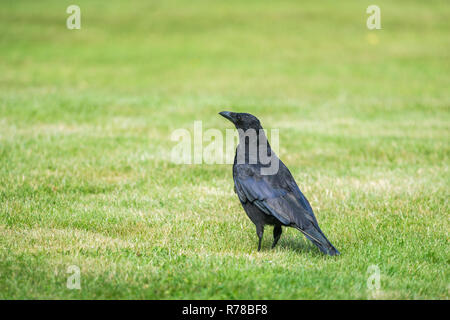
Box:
0;0;449;299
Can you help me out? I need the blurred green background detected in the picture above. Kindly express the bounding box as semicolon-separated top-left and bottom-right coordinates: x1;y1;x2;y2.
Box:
0;0;449;299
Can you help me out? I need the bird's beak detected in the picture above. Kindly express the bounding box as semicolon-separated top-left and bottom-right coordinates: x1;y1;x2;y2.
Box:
219;111;235;123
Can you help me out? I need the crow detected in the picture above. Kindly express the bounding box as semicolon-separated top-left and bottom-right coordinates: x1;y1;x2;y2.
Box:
219;111;340;256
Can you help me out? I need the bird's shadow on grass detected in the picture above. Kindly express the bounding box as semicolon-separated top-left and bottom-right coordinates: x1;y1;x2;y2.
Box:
272;237;322;256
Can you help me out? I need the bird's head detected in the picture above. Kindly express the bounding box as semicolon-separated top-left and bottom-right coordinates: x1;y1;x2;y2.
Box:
219;111;263;131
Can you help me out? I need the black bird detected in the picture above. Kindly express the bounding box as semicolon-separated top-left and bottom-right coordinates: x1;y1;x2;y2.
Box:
219;111;340;256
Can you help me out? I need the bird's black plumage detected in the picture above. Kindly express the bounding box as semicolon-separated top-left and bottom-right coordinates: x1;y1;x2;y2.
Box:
219;111;340;256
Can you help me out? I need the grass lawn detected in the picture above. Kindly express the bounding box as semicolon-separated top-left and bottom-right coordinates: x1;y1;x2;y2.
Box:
0;0;449;299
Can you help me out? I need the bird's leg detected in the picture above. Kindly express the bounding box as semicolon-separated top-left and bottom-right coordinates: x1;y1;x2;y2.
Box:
272;225;282;249
256;225;264;251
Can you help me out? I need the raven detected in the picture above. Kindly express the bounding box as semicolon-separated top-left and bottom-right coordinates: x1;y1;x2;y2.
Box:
219;111;340;256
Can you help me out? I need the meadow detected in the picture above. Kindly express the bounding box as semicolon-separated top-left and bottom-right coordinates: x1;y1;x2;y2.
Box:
0;0;449;299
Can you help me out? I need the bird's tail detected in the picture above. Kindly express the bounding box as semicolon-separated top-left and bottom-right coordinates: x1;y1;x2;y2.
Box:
297;226;340;256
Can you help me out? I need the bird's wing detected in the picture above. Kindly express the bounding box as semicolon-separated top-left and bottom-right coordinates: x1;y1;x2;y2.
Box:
285;177;320;226
234;176;317;229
